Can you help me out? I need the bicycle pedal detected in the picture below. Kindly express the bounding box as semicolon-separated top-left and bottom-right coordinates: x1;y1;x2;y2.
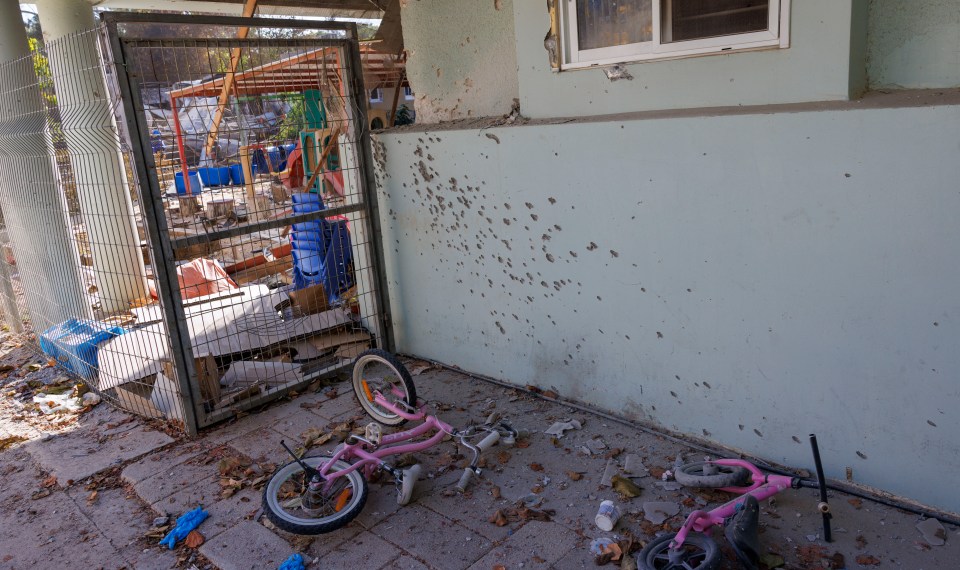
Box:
365;422;382;446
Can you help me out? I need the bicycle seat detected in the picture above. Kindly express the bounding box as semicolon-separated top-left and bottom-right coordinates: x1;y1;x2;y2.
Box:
725;495;760;570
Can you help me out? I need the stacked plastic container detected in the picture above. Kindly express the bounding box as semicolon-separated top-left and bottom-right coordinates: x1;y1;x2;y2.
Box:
290;193;353;302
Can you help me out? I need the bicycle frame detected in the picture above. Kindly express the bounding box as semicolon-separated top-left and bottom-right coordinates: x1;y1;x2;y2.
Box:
671;459;799;549
315;392;453;492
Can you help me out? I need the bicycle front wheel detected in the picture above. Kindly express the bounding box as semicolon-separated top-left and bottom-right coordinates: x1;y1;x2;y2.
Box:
263;458;368;535
352;349;417;426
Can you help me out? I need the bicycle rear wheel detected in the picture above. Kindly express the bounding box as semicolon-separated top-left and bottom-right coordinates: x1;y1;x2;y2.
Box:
263;458;367;535
352;349;417;426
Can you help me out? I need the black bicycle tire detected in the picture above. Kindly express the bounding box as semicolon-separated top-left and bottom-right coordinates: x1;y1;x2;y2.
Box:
262;458;368;535
352;349;417;426
638;532;721;570
674;462;751;488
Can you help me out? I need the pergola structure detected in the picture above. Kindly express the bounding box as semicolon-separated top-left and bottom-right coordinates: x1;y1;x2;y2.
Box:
167;44;407;190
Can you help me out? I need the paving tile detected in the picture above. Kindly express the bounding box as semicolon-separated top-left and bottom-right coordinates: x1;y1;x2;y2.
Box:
418;478;515;542
198;486;264;540
271;408;328;441
300;519;366;556
128;547;182;570
200;521;296;570
132;457;218;506
307;530;402;569
66;486;155;545
26;411;173;483
201;402;301;446
121;442;207;486
354;478;405;529
370;504;492;570
223;427;287;464
466;521;580;570
379;554;433;570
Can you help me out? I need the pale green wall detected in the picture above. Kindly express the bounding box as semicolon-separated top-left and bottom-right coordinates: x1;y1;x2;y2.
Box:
400;0;519;122
373;100;960;513
515;0;863;119
867;0;960;89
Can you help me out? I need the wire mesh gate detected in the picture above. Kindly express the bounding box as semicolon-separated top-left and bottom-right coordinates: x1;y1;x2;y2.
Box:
0;14;390;435
99;13;392;433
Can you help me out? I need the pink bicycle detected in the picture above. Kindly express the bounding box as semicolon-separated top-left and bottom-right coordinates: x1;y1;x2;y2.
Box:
638;435;832;570
262;349;519;535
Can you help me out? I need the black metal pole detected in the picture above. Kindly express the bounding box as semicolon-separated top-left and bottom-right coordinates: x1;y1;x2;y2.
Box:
810;434;833;542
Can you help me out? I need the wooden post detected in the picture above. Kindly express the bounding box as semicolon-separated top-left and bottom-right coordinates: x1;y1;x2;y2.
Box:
388;70;406;127
201;0;259;161
239;145;258;222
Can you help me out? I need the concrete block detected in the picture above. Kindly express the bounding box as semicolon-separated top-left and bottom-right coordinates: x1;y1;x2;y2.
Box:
200;521;295;570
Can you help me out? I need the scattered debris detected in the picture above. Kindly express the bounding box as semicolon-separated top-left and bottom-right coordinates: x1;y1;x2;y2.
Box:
623;454;647;476
917;518;947;546
600;459;618;487
585;437;608;455
0;434;27;451
602;64;634;81
160;506;209;549
642;501;679;525
611;475;642;498
595;499;621;531
183;530;205;548
760;553;786;568
565;470;583;481
544;419;581;437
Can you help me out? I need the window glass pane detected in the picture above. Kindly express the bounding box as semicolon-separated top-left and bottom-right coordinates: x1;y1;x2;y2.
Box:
576;0;652;51
665;0;769;43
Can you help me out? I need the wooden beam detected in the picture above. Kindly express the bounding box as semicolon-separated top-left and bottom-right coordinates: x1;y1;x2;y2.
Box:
388;69;406;127
201;0;260;161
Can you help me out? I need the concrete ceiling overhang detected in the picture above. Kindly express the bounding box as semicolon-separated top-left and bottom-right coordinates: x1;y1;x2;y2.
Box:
89;0;387;19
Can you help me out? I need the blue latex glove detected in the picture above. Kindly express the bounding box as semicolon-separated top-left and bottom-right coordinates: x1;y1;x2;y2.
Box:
278;553;305;570
159;506;209;549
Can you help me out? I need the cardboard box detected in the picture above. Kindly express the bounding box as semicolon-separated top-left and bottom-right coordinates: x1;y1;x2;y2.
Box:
288;283;329;315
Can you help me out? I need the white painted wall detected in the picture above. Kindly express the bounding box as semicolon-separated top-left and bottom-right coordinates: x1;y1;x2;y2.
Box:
373;100;960;513
868;0;960;89
400;0;519;122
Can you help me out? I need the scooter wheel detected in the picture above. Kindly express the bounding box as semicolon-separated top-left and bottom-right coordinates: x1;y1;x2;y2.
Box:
638;533;721;570
674;462;751;488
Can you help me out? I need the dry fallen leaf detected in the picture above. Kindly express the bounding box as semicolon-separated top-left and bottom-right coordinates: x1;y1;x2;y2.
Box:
489;510;509;527
529;463;544;472
611;475;642;498
41;475;57;488
848;497;863;509
566;470;583;481
184;530;205;548
491;486;501;499
86;490;99;505
855;555;881;566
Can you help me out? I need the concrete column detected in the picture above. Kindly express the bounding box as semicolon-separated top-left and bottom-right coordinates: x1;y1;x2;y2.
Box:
0;0;90;330
35;0;149;314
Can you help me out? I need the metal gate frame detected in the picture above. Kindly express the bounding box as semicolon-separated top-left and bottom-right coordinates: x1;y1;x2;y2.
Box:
100;13;394;435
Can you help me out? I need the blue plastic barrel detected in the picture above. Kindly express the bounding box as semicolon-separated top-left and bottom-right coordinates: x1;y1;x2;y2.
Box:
209;166;230;186
196;166;213;186
175;170;202;195
228;164;244;185
266;146;283;172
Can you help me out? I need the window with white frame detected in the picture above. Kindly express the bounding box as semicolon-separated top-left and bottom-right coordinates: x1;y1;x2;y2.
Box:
369;87;384;103
403;86;414;100
560;0;789;69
